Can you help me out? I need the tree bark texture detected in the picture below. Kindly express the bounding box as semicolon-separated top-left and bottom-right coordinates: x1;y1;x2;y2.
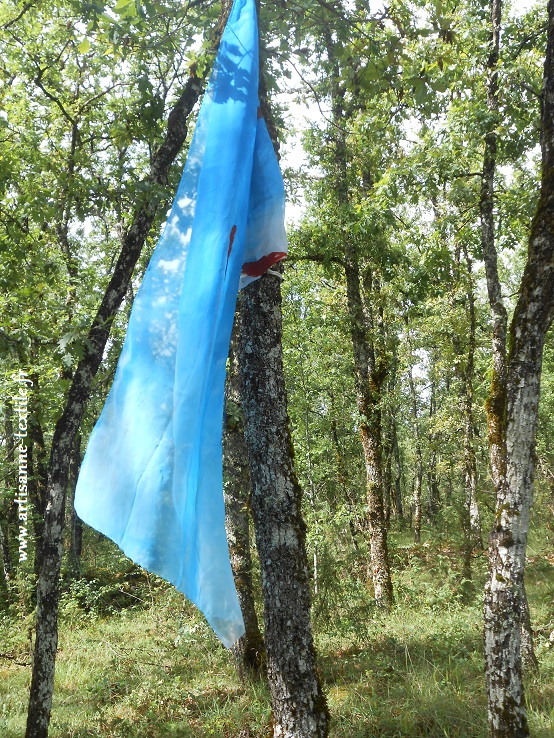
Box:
519;581;539;673
223;308;265;677
239;272;329;738
460;293;479;596
24;16;229;732
484;3;554;735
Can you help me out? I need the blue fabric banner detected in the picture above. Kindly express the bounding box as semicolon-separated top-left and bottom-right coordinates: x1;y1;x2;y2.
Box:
74;0;286;647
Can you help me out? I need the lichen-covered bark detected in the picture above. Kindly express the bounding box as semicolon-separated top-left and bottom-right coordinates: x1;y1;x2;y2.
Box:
239;271;329;738
520;581;539;673
24;17;228;732
223;309;265;677
484;3;554;735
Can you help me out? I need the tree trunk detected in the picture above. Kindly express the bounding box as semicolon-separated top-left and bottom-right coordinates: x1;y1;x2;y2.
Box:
462;246;482;561
391;417;404;522
0;511;10;596
239;270;329;738
1;400;17;587
426;454;440;523
479;0;537;691
382;418;393;525
519;581;539;673
27;379;48;582
24;31;219;735
331;417;363;547
67;436;83;576
319;23;392;611
343;253;393;609
426;379;440;523
236;53;329;733
408;361;423;544
484;3;554;734
480;0;508;497
224;307;265;677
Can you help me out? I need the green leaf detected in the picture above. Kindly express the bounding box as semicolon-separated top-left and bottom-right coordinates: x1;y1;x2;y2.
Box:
58;333;74;352
78;39;91;54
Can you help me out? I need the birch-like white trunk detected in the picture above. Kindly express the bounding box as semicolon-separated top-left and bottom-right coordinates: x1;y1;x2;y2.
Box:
483;3;554;734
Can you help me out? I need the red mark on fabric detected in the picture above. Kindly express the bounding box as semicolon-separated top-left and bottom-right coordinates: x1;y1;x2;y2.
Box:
225;225;237;277
228;225;237;258
241;251;287;278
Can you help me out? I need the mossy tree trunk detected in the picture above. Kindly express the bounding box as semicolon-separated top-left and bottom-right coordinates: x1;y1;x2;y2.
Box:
480;0;508;497
483;2;554;735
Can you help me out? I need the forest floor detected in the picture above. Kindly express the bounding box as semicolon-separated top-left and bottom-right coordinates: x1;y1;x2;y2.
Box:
1;526;553;738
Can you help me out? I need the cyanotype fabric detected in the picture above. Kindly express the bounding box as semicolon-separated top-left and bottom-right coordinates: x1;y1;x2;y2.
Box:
74;0;287;648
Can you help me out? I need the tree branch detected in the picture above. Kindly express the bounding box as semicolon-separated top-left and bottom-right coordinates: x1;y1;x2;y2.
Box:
2;1;35;30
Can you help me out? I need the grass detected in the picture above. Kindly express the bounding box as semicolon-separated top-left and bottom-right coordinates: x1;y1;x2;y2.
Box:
1;531;553;738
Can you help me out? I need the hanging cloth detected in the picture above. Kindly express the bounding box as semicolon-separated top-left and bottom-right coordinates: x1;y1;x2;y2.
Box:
74;0;287;648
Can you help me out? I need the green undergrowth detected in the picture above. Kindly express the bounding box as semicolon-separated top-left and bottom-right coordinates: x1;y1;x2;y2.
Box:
1;537;553;738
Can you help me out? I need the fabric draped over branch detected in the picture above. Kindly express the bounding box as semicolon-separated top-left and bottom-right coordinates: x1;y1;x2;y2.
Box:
74;0;287;648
